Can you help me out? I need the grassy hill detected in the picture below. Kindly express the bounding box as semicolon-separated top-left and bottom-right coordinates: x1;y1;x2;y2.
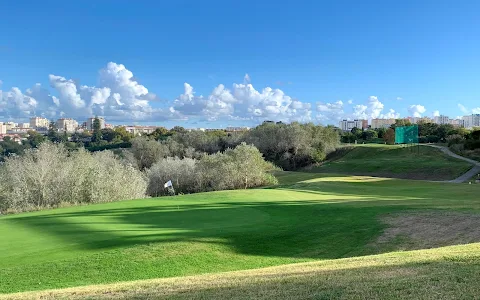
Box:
306;144;472;180
2;172;480;298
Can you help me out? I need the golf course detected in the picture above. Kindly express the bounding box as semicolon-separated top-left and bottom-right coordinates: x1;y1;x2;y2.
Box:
2;145;480;299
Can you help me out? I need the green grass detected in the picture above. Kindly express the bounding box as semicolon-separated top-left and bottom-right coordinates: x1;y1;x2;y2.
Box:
307;144;472;180
2;172;480;295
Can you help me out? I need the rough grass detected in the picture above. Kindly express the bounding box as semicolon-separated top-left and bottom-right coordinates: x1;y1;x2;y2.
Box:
2;172;480;296
3;244;480;300
307;144;472;180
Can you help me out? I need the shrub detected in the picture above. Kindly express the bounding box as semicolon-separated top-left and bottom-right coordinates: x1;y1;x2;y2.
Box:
446;134;465;147
0;142;146;214
146;157;199;196
145;143;278;197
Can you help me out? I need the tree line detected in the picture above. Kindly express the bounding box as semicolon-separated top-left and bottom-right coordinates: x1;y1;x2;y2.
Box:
0;122;340;214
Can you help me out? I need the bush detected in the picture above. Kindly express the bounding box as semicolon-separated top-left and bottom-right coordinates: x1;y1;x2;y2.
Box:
146;157;199;196
145;143;278;197
0;143;146;214
446;134;465;146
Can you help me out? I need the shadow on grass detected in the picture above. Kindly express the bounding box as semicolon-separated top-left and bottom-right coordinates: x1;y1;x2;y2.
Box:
7;175;480;261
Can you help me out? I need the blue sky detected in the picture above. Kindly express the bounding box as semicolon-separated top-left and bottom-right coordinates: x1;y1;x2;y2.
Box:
1;0;480;127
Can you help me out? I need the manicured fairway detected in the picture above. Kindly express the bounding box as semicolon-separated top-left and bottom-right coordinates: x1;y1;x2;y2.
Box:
1;172;480;295
308;144;472;180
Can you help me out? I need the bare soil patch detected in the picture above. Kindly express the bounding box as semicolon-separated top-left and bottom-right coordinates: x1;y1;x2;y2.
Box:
376;211;480;250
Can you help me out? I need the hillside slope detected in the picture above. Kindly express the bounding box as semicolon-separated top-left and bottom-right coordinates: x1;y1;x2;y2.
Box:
4;243;480;299
1;172;480;295
307;144;472;180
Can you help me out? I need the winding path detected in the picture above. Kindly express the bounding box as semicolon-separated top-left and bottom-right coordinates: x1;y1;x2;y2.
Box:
425;144;480;183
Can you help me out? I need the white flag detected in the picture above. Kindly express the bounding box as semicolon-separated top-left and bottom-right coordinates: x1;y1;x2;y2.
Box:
164;180;173;188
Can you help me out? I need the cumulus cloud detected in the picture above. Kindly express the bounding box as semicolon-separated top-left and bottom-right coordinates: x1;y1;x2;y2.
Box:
396;97;403;101
0;87;38;118
433;110;440;117
0;62;179;122
408;104;426;118
315;100;344;123
460;103;480;115
353;96;385;119
172;81;312;123
0;62;425;126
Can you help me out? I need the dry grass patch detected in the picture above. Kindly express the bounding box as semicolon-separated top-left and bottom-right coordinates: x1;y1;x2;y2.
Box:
3;244;480;300
377;211;480;250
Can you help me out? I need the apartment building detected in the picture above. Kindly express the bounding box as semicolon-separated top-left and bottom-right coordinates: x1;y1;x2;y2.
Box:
371;118;395;129
86;117;106;130
56;118;79;132
462;114;480;129
30;117;50;129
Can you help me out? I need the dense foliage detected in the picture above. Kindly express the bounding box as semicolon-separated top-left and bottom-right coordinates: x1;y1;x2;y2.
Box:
0;143;147;214
146;143;278;196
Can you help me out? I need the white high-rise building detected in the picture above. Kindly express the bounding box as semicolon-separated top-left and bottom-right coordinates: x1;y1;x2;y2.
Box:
56;118;79;133
30;117;50;129
86;117;106;130
0;123;6;135
339;119;363;131
434;115;450;125
462;114;480;129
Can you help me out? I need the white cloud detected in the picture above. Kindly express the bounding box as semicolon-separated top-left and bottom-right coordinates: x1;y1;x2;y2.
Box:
433;110;440;117
0;87;38;118
347;99;353;104
0;62;181;122
457;103;480;115
315;100;344;124
458;104;469;114
172;81;312;123
244;73;251;84
352;96;385;119
408;104;426;118
396;97;403;101
381;109;400;119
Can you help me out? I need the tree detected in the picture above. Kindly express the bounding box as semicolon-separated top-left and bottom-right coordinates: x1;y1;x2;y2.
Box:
362;129;378;141
351;127;362;140
149;127;170;141
47;122;60;143
377;128;387;139
26;130;46;148
114;127;133;142
91;117;102;143
383;128;395;144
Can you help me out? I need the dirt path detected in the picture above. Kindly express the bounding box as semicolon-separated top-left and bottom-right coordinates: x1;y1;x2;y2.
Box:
425;144;480;183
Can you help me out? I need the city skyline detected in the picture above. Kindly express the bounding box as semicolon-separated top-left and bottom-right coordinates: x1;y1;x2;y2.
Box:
1;1;480;127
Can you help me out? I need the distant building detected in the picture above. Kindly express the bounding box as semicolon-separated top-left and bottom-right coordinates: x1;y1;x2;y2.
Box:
18;123;30;129
361;120;369;129
371;118;395;129
123;125;157;135
0;134;23;144
4;122;16;131
86;117;106;130
450;119;465;128
462;114;480;129
339;119;363;131
434;115;450;125
56;118;79;133
30;117;50;129
225;126;250;132
0;123;6;135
